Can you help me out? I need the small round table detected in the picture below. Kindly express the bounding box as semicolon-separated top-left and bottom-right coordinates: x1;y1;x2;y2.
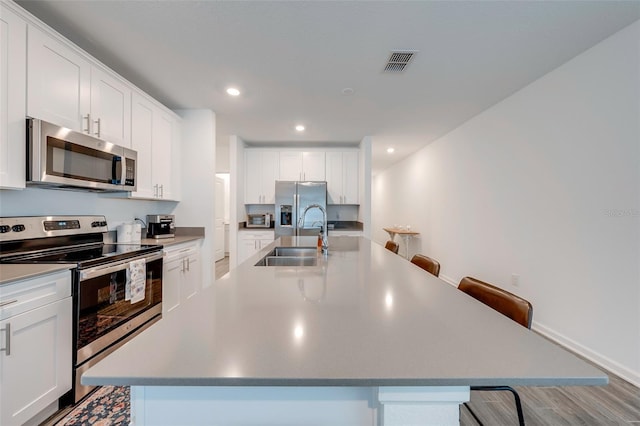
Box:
383;227;420;259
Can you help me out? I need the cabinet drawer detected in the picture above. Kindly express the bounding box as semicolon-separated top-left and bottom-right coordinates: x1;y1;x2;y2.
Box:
0;270;71;320
240;231;274;240
163;242;199;261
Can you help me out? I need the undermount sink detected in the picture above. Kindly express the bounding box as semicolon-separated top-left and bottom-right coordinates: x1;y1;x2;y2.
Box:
273;247;318;257
255;247;318;267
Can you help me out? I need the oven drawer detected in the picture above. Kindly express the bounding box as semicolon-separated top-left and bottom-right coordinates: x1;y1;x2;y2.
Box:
0;270;71;320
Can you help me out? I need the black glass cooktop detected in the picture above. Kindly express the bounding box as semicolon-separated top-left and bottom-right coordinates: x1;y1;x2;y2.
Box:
1;243;161;268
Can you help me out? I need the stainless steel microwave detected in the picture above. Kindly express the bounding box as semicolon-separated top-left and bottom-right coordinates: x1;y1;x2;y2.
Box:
27;118;137;192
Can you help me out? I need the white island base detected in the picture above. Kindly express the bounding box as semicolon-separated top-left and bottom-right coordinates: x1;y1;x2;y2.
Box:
130;385;470;426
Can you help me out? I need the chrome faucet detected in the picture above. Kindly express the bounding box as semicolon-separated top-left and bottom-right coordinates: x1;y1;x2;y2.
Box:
298;203;328;253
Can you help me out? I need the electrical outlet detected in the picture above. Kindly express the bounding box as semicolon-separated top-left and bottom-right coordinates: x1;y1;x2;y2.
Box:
511;274;520;287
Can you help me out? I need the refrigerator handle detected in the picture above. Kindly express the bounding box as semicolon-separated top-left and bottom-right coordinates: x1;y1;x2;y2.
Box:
294;193;299;236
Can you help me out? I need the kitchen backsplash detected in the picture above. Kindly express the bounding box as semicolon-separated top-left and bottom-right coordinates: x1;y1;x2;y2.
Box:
0;187;177;232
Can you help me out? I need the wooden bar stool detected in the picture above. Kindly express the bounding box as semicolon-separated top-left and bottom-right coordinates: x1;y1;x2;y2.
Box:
410;254;440;277
384;240;399;254
458;276;533;426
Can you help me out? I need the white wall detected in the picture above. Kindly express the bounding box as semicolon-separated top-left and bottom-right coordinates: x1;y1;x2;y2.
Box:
373;21;640;385
173;109;216;288
228;135;244;268
0;187;177;228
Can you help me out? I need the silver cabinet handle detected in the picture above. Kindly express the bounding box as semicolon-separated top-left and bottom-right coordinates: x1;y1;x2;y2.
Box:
0;299;18;308
1;323;10;356
94;118;101;137
159;185;164;198
186;258;190;272
154;184;158;198
83;114;91;133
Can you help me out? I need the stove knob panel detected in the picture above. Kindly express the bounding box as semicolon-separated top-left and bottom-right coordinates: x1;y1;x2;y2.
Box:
0;225;10;233
11;224;25;232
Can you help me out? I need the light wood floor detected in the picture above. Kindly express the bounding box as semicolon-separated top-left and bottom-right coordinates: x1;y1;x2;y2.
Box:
215;255;230;279
461;364;640;425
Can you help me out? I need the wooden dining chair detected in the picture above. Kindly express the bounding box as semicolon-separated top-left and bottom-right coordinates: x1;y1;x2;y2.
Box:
384;240;399;254
409;254;440;277
458;276;533;426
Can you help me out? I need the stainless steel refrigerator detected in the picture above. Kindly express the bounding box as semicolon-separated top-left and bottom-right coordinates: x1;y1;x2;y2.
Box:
275;181;327;238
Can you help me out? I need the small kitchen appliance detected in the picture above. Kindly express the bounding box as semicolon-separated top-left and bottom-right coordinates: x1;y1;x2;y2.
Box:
147;215;175;239
246;213;272;228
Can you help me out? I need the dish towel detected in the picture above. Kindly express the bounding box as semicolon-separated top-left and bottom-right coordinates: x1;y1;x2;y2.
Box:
126;258;146;304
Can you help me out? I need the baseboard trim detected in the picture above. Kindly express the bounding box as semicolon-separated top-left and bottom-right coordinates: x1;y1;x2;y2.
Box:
439;274;457;287
533;321;640;388
438;274;640;388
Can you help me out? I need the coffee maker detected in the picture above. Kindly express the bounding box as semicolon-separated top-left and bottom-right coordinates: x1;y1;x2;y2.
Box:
146;215;175;239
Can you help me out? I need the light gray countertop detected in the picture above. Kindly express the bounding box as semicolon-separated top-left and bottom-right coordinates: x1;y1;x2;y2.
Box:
83;236;607;388
0;263;72;285
138;235;203;247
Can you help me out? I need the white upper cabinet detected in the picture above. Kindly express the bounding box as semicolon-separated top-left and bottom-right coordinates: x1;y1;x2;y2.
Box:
0;3;27;189
129;91;178;201
279;151;325;181
89;67;131;146
130;92;155;198
27;25;131;146
27;24;90;132
326;151;359;204
245;150;279;204
153;110;174;200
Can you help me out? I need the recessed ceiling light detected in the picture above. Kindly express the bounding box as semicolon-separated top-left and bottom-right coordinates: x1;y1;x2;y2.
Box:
342;87;355;95
387;147;395;154
226;87;240;96
295;125;305;132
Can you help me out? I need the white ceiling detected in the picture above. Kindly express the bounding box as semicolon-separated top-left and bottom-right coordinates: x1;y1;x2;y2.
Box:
17;1;640;173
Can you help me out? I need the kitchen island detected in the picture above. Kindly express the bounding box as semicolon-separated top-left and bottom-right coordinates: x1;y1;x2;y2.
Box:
83;236;606;425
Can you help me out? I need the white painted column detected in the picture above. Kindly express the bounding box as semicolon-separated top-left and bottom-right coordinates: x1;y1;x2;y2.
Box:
377;386;470;426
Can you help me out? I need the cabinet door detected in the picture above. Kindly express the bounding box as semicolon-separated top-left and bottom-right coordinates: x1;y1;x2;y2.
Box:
90;67;131;147
182;251;201;302
244;150;263;204
238;239;258;264
279;151;302;181
130;92;155;199
325;152;343;204
0;298;72;426
302;151;325;181
261;151;279;203
342;151;359;204
27;25;90;131
0;4;26;189
154;111;173;199
163;256;182;315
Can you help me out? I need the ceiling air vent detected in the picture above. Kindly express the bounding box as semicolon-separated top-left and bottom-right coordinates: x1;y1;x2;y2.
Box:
383;51;417;73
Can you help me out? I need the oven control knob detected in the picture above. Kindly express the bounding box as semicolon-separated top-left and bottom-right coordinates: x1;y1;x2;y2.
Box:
0;225;10;233
11;224;25;232
91;221;107;228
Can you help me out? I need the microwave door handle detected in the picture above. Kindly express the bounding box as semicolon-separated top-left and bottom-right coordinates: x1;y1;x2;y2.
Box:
112;156;122;184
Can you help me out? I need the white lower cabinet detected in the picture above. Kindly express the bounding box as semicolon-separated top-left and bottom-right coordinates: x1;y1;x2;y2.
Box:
0;270;72;426
237;231;274;265
163;242;201;315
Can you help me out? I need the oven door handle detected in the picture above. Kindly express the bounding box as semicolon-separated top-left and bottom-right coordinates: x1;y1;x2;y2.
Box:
79;252;163;280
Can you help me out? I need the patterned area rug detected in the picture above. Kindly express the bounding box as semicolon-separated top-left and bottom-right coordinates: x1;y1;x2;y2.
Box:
55;386;130;426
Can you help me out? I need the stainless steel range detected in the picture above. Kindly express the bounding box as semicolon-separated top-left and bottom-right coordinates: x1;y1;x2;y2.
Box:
0;216;163;404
